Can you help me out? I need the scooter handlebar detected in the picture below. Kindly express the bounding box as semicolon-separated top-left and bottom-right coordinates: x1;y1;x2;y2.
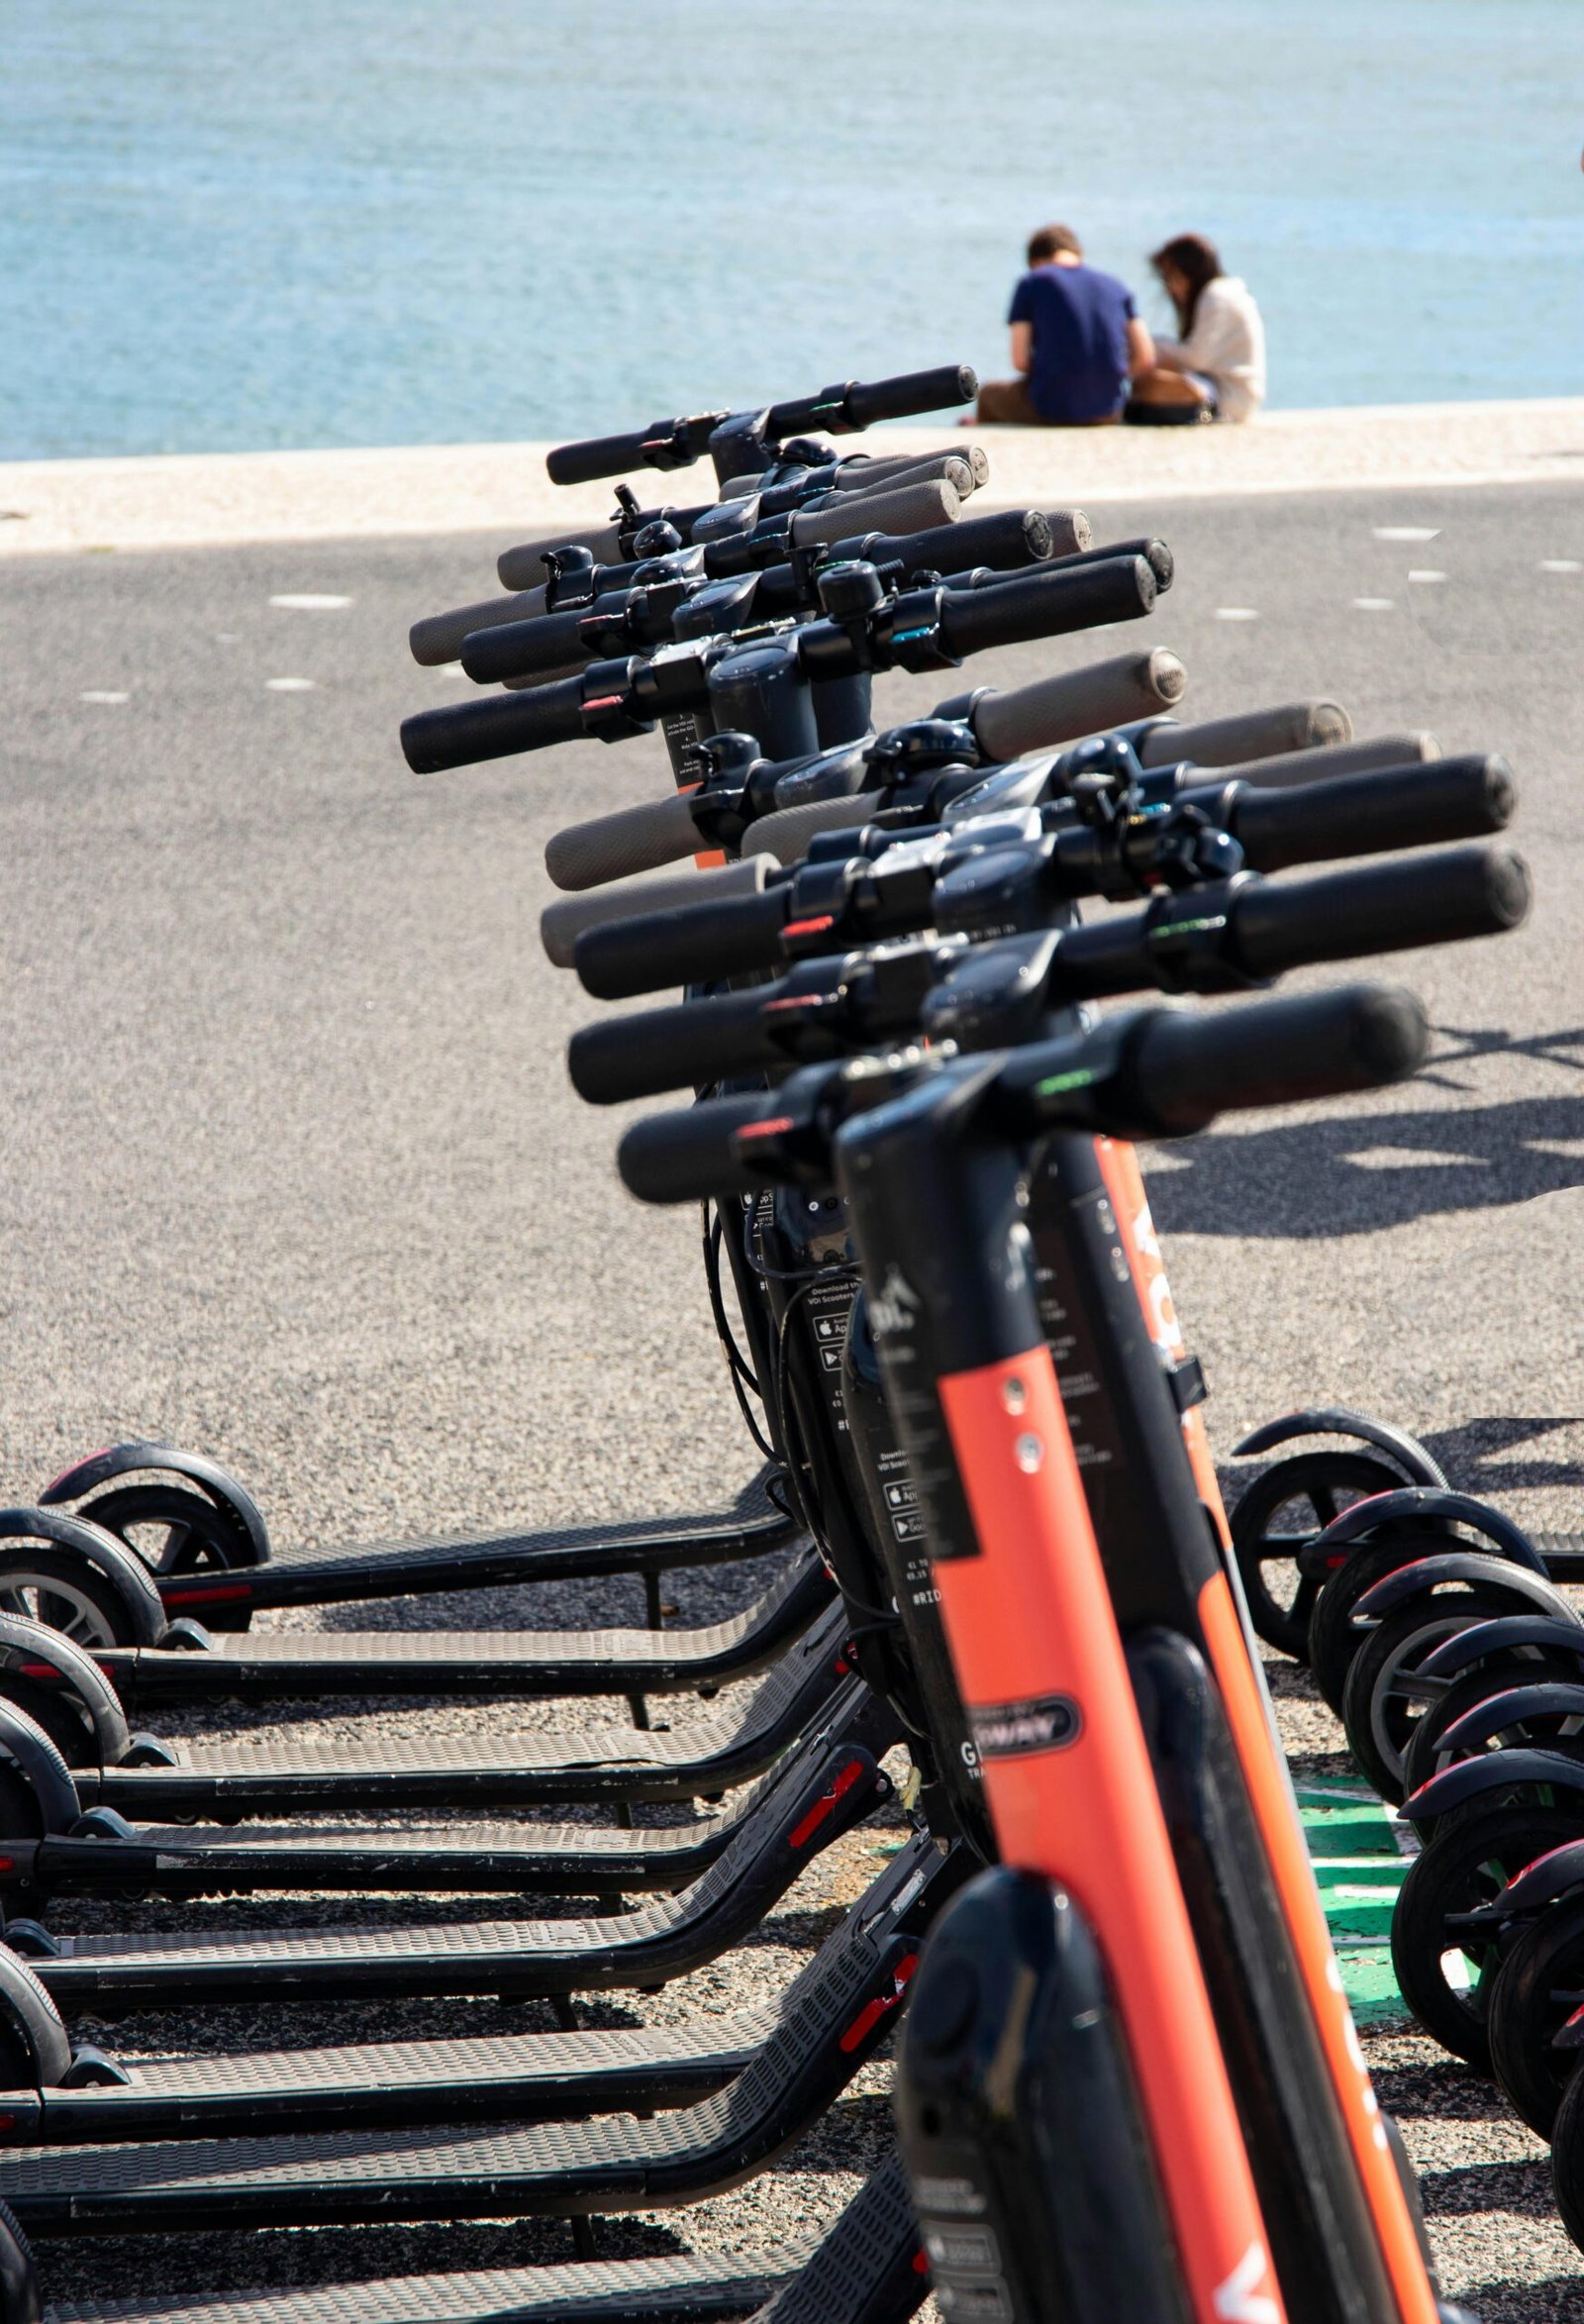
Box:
570;988;779;1104
967;648;1188;761
1137;699;1351;769
1115;982;1429;1133
541;856;776;966
576;885;791;998
544;788;704;891
619;1095;787;1203
1231;838;1530;976
939;555;1155;659
1230;753;1516;873
410;584;548;667
401;674;588;773
497;519;628;591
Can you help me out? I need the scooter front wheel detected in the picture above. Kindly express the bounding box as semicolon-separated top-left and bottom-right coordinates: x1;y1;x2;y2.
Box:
1231;1450;1404;1661
74;1482;259;1631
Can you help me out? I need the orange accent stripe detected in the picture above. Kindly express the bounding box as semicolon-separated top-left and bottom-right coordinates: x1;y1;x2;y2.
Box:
936;1349;1283;2324
1197;1574;1437;2324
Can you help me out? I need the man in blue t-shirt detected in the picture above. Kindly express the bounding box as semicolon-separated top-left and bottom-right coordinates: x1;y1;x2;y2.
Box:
974;224;1154;426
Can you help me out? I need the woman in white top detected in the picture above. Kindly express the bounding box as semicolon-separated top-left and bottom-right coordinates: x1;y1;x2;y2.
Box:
1130;235;1266;424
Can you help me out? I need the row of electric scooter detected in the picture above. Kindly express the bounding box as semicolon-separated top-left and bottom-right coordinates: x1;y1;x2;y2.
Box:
0;355;1549;2323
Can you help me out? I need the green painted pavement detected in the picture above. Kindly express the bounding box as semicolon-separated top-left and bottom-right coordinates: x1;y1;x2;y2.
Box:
1297;1778;1413;2025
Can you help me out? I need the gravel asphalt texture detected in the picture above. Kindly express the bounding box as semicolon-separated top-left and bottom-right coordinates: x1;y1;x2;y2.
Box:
1;476;1582;2316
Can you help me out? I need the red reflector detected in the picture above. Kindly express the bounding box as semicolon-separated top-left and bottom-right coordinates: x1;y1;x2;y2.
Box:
735;1117;794;1142
763;994;827;1013
21;1665;62;1681
161;1582;254;1606
0;1860;15;1875
0;2115;15;2132
783;914;836;939
913;2251;930;2277
1325;1556;1348;1571
839;1951;919;2052
582;694;624;713
787;1756;865;1849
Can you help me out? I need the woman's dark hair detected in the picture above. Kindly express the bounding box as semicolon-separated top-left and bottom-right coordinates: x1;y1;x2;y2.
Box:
1150;234;1222;336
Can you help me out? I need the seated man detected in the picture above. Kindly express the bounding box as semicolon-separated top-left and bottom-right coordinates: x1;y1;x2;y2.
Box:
974;224;1153;427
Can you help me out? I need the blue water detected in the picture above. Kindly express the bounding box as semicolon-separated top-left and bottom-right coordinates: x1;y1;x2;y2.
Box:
3;0;1581;459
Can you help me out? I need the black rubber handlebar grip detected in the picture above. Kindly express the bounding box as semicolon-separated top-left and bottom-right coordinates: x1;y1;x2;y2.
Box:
1230;755;1516;874
790;476;960;551
541;857;776;966
1233;842;1531;978
832;446;986;494
401;675;588;774
461;605;591;685
497;519;628;591
1215;732;1440;790
1124;983;1429;1133
866;504;1054;579
544;790;704;891
940;555;1155;661
1137;700;1351;769
410;585;548;667
841;363;978;430
545;429;677;488
576;886;792;999
569;990;783;1104
619;1096;784;1203
969;649;1188;762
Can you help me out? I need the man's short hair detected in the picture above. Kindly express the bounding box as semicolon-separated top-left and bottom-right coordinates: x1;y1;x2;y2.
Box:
1028;223;1082;266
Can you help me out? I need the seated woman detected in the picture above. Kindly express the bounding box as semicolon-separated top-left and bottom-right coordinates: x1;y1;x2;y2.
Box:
1129;235;1266;424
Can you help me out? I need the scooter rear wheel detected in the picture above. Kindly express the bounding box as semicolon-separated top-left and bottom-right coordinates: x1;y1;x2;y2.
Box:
1230;1451;1404;1661
1401;1651;1584;1804
1342;1581;1546;1802
0;1550;148;1651
1392;1798;1583;2069
1487;1895;1584;2137
74;1482;258;1631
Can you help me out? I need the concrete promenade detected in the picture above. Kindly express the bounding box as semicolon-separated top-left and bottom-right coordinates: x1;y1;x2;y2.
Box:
2;398;1584;554
1;424;1582;2314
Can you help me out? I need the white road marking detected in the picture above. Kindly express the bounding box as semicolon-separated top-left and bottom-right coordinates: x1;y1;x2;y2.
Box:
268;593;352;610
265;676;316;692
79;690;129;704
1215;606;1259;621
1352;596;1395;610
1372;526;1440;542
1540;558;1582;573
1408;569;1447;582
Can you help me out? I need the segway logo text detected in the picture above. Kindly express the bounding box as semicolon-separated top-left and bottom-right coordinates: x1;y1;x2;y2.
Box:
968;1692;1082;1759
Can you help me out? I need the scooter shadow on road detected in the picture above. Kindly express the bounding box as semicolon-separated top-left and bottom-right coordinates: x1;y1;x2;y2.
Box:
1143;1090;1584;1240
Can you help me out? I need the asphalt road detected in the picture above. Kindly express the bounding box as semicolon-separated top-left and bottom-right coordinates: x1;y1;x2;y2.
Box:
1;477;1582;2316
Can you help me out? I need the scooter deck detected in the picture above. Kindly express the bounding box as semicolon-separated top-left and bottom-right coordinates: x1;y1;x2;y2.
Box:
40;2153;922;2324
5;1832;947;2150
10;2002;775;2144
148;1467;798;1620
95;1547;833;1711
4;1759;803;1904
0;1833;945;2233
45;2248;798;2324
72;1605;853;1819
10;1687;896;2008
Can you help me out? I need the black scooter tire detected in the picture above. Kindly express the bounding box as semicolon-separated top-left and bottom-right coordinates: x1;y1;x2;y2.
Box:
1230;1451;1404;1661
1391;1799;1584;2069
0;1547;160;1650
78;1481;258;1631
1308;1540;1436;1718
1547;2045;1584;2252
1401;1651;1584;1805
1342;1581;1546;1803
1487;1894;1584;2137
